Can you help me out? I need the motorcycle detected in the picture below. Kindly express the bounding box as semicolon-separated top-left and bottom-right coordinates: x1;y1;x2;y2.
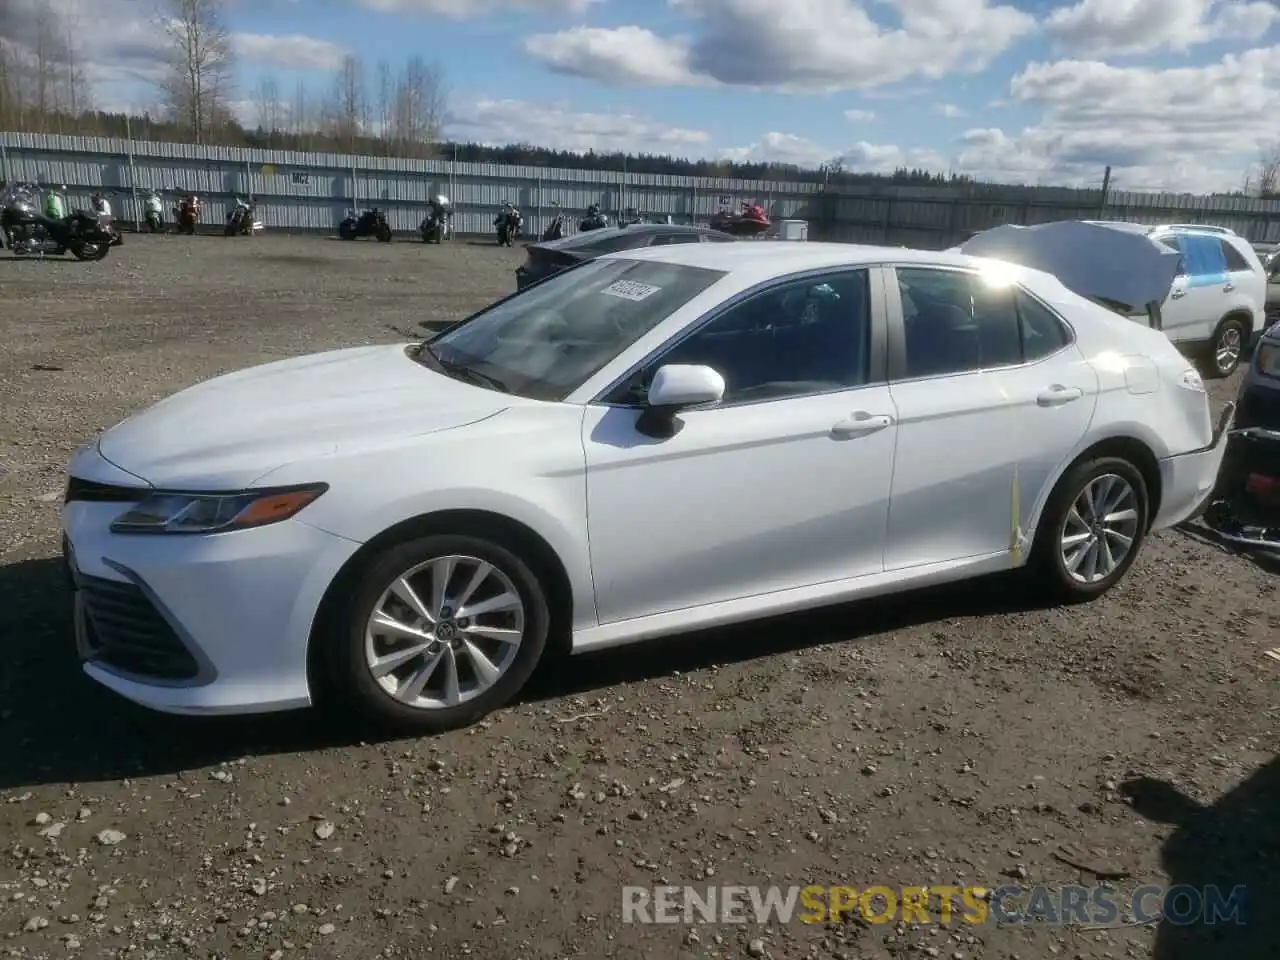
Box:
579;204;608;231
174;194;201;235
1;181;116;260
618;206;646;227
143;190;165;233
339;208;392;241
224;197;264;236
494;203;522;246
710;200;772;237
91;193;124;246
541;202;566;242
420;195;452;243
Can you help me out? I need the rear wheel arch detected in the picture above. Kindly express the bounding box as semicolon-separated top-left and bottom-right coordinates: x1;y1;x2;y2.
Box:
1029;436;1162;545
306;509;575;704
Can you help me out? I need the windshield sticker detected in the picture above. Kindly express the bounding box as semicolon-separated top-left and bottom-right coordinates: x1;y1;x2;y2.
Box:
602;280;661;301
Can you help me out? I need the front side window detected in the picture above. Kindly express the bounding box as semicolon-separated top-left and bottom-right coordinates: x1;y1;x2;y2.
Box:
896;268;1070;378
611;270;872;405
421;258;725;401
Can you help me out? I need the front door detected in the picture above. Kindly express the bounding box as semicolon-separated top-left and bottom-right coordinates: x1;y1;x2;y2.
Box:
884;265;1098;569
582;268;898;625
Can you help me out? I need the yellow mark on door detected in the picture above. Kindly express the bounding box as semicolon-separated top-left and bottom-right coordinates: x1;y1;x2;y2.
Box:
1010;465;1022;561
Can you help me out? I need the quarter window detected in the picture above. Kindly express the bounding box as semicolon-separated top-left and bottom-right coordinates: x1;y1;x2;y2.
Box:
612;270;872;404
896;268;1070;378
1220;240;1254;272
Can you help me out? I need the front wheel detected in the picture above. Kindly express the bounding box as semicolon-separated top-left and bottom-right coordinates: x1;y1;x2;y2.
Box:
376;224;392;242
339;220;357;240
1026;456;1149;603
1200;317;1247;379
321;534;551;733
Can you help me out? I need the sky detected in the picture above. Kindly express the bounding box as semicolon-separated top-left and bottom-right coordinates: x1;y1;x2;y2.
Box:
6;0;1280;193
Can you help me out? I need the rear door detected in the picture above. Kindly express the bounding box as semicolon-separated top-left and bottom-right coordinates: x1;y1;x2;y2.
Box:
883;266;1098;569
1218;238;1265;338
1162;232;1228;345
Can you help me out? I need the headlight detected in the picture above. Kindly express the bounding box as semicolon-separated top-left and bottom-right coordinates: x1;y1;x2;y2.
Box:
1178;368;1206;392
110;483;327;534
1258;342;1280;378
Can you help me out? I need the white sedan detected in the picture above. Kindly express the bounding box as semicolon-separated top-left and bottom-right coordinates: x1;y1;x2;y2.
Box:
62;241;1234;732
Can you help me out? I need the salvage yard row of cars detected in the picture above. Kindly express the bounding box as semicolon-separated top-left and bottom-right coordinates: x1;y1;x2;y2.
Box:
61;220;1275;735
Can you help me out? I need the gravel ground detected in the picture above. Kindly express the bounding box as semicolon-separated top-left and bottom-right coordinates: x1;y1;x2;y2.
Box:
0;234;1276;960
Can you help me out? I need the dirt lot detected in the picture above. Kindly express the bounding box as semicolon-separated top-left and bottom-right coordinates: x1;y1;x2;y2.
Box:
0;234;1275;960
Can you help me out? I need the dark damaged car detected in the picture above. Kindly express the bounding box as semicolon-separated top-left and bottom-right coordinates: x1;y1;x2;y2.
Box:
515;223;735;290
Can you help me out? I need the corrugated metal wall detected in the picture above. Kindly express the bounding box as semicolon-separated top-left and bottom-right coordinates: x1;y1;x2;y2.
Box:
4;132;1280;242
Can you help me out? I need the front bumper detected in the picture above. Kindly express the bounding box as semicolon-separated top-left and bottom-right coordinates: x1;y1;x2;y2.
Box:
62;487;361;716
1152;401;1235;529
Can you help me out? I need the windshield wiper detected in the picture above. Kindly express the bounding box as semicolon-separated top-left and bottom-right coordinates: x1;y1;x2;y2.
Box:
421;343;510;393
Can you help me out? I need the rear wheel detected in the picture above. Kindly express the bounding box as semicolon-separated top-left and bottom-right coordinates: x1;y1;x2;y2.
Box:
1200;316;1247;379
1027;456;1149;603
70;241;110;261
376;224;392;242
321;534;550;733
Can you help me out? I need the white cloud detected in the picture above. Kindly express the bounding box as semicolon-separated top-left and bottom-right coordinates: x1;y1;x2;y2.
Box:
359;0;600;15
525;0;1035;91
843;108;875;121
444;99;711;154
525;27;705;86
1047;0;1280;56
232;33;349;71
952;49;1280;191
935;103;966;117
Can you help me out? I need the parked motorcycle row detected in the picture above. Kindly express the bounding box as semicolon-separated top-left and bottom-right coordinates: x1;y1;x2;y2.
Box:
0;181;118;260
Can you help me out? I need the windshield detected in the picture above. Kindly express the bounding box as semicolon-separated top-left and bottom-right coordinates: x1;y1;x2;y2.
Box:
420;258;725;401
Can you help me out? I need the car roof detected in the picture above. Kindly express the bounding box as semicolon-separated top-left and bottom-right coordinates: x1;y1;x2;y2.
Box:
601;240;990;277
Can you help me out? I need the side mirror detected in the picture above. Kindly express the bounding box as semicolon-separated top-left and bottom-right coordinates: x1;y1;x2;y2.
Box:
646;364;725;408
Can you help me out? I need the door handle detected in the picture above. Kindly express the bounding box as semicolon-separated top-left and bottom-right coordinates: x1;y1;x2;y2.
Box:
1037;385;1084;406
1170;289;1185;298
830;412;893;438
1223;282;1235;292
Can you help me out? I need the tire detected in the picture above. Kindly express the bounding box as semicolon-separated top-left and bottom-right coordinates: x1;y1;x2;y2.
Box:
321;533;551;733
339;221;356;240
1199;316;1248;379
70;241;110;261
376;225;392;242
1026;455;1149;603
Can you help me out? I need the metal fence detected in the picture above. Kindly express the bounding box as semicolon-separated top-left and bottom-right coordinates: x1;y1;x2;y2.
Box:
5;131;1280;243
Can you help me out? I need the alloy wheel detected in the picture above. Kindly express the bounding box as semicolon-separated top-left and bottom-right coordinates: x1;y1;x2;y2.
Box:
1216;326;1242;374
1058;474;1141;583
363;554;525;709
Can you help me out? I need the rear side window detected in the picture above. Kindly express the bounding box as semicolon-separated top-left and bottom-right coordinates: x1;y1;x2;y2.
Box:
1221;240;1254;272
1168;234;1227;278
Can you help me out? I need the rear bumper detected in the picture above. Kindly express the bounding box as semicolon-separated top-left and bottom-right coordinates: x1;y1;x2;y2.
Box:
1152;402;1235;529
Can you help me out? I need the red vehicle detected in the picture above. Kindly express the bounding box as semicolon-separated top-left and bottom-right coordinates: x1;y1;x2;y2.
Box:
710;200;771;237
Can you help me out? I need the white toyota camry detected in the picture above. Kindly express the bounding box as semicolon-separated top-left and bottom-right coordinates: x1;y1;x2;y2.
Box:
62;238;1234;732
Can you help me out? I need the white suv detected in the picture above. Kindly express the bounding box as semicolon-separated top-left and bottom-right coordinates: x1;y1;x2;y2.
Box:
1090;222;1266;378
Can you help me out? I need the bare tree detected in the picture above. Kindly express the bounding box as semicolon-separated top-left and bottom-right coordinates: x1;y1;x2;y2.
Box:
328;55;367;152
391;56;446;158
156;0;235;143
374;59;393;145
290;78;312;150
253;76;281;137
1255;140;1280;198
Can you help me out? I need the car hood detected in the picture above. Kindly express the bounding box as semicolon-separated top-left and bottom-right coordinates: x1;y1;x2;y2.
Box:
97;344;517;489
957;221;1180;314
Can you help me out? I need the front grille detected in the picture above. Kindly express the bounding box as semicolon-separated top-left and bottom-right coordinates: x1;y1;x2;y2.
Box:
77;574;199;680
1237;384;1280;431
65;476;145;504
